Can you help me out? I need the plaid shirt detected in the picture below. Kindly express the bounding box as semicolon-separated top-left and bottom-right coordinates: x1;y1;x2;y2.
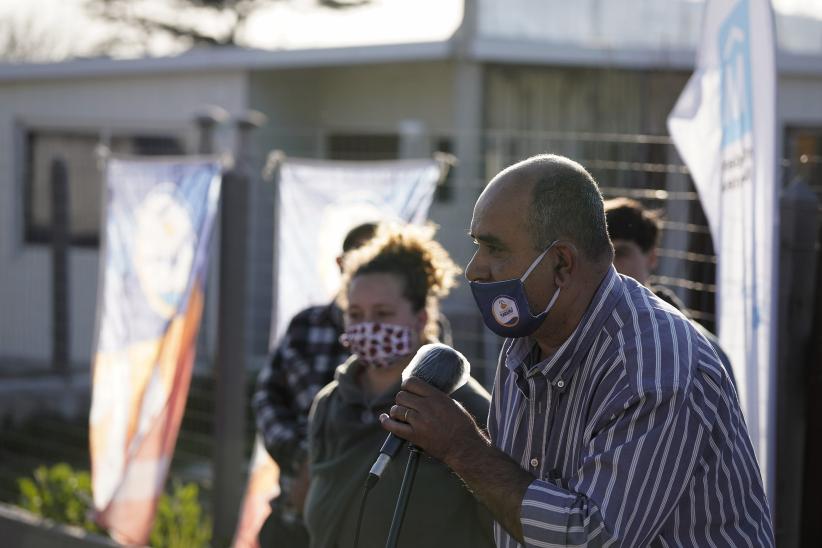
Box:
253;302;349;481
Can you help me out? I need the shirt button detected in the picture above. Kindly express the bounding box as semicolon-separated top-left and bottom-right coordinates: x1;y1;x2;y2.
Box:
530;457;539;468
556;380;565;388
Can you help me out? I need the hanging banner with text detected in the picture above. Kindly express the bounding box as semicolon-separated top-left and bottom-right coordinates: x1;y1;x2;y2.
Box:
89;156;222;544
668;0;777;498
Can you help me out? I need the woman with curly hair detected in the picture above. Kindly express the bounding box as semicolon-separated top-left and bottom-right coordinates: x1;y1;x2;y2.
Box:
303;223;494;548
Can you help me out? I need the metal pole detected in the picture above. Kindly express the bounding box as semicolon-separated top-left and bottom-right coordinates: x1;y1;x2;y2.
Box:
212;110;265;546
195;106;229;155
384;448;422;548
194;107;228;368
264;150;285;352
51;157;70;376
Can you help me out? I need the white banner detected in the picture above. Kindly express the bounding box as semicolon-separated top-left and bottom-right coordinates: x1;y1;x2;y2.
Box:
667;0;777;499
90;156;222;544
270;157;441;347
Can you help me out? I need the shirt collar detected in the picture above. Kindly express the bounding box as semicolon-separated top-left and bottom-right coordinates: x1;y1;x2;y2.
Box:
505;266;624;384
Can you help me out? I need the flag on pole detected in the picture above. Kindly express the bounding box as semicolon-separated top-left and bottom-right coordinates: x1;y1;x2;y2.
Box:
269;157;442;345
89;156;222;544
667;0;778;499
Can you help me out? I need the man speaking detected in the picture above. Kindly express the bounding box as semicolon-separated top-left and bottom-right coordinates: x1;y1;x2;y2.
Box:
379;155;774;547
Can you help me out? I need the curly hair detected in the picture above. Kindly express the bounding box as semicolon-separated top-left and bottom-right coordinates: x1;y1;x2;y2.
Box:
338;223;461;340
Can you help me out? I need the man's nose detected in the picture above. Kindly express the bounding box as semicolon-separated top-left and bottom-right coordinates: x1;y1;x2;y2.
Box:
465;249;487;282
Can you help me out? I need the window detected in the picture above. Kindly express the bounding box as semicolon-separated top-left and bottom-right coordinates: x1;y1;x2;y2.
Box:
785;127;822;198
23;130;185;247
326;133;400;161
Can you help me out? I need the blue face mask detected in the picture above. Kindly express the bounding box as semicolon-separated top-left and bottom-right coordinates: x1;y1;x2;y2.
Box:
469;241;561;338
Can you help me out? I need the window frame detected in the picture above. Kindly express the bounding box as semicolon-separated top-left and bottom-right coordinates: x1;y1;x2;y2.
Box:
16;120;191;249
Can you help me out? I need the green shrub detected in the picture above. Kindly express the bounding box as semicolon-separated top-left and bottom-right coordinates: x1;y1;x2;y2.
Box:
17;463;102;534
18;464;212;547
150;480;212;548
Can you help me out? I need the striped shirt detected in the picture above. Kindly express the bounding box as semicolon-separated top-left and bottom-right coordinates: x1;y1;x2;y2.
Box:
489;267;774;547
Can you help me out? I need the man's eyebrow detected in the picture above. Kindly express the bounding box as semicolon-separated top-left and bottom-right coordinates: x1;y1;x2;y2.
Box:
468;231;507;249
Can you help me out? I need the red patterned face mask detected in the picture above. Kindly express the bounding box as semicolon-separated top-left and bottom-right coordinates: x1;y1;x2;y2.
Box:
340;322;415;369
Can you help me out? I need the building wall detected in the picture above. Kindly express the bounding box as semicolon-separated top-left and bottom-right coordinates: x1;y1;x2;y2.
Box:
483;66;822;159
780;75;822;128
476;0;822;57
478;0;702;51
484;65;688;136
248;61;458;169
0;71;247;367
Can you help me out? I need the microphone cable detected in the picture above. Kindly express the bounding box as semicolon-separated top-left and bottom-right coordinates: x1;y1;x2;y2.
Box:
353;472;379;548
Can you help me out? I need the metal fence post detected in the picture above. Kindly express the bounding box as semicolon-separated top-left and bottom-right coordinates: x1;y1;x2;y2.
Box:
212;111;265;546
775;179;821;547
51;157;70;376
195;106;229;156
194;107;228;367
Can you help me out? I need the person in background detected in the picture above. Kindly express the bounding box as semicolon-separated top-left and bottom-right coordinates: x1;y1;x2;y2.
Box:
604;197;735;385
252;222;377;547
604;197;681;308
304;223;494;548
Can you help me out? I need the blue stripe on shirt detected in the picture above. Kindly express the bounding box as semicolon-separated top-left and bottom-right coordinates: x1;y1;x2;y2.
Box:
489;267;774;548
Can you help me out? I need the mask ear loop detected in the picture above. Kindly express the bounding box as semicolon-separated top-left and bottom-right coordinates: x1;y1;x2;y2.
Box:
540;286;561;315
520;240;561;316
520;240;558;282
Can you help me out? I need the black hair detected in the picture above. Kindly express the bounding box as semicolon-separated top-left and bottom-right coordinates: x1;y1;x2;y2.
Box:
507;154;614;262
341;222;378;253
604;198;661;253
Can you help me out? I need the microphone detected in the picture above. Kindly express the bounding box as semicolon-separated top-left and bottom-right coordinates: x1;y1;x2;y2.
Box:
368;343;471;482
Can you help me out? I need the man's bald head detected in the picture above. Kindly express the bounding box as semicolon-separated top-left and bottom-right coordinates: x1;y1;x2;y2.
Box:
489;154;614;264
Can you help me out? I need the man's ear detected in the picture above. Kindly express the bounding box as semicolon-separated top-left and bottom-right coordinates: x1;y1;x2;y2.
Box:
336;255;344;274
553;242;577;287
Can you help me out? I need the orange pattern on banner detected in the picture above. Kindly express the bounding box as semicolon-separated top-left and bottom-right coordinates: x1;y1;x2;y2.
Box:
91;283;204;545
232;438;281;548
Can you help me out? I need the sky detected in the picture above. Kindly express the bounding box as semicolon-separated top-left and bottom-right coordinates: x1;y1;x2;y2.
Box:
0;0;819;62
0;0;464;60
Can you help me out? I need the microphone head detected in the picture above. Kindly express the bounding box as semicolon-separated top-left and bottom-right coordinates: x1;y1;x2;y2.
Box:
401;343;470;394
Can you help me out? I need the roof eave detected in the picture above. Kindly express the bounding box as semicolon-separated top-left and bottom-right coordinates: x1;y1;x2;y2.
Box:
0;40;456;83
471;38;696;71
2;38;821;83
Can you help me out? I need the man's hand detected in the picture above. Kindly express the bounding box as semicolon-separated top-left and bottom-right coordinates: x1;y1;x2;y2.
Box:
378;377;487;467
380;376;533;543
